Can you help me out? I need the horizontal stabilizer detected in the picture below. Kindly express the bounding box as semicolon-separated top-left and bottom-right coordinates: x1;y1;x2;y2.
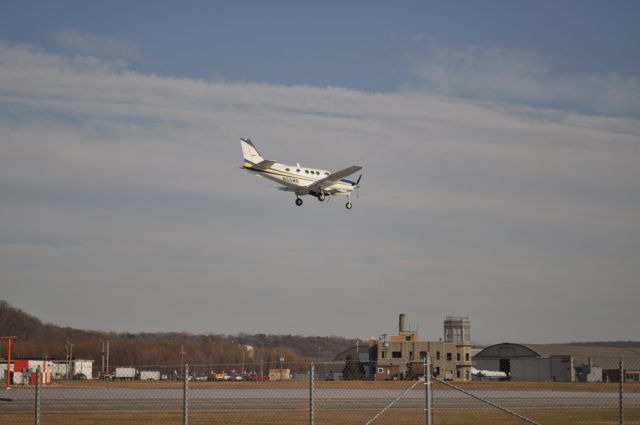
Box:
254;160;276;169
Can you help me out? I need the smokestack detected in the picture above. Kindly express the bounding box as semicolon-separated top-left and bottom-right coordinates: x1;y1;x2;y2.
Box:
399;314;407;333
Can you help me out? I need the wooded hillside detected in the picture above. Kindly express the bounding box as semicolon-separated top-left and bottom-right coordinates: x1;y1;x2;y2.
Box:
0;301;357;367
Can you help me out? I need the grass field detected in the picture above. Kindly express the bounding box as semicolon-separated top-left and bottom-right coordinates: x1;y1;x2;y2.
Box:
2;408;640;425
2;380;638;424
46;379;640;393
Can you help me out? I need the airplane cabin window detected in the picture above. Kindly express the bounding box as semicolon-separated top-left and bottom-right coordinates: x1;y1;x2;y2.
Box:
296;169;300;172
285;168;290;171
305;170;309;173
316;171;320;175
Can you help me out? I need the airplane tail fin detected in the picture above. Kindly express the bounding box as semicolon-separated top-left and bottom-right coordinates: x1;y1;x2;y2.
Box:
240;138;264;165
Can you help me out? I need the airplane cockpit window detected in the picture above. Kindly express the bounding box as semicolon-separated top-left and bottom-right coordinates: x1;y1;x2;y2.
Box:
324;172;329;176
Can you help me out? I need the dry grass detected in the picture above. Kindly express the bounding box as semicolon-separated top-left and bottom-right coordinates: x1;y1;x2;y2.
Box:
2;408;639;425
3;380;638;424
47;379;640;393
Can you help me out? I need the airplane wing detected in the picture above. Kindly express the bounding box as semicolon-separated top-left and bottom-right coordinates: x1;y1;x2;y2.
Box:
297;165;362;195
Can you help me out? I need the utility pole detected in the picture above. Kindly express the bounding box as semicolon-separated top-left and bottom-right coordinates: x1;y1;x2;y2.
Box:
424;353;432;425
280;356;285;381
65;338;71;380
106;341;110;375
101;341;105;375
70;342;74;378
1;336;17;389
260;357;264;380
180;344;186;366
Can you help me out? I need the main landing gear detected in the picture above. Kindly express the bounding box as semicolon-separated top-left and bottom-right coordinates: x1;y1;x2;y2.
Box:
345;193;353;209
295;194;354;209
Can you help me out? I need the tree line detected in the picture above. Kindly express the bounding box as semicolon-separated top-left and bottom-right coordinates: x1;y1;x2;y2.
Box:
0;301;355;370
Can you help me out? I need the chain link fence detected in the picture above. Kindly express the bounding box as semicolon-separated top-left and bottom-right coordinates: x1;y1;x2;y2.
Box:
1;357;639;424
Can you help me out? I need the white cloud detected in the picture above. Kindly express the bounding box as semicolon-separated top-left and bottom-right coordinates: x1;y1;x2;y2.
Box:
53;30;142;62
1;41;639;342
412;42;640;118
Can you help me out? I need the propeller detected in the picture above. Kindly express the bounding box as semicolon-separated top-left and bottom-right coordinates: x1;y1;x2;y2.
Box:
352;174;362;199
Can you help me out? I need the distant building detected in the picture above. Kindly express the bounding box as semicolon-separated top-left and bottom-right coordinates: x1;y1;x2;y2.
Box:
0;358;94;382
473;344;574;382
0;359;53;385
50;359;94;379
268;368;291;381
473;343;640;382
368;314;473;382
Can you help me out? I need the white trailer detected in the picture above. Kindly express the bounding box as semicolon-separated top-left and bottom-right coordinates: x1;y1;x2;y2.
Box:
115;367;136;380
51;362;68;379
139;370;161;381
73;360;94;379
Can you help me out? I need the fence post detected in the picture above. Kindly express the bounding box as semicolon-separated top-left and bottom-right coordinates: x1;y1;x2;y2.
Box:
309;362;315;425
619;359;624;425
424;354;432;425
34;367;41;425
183;363;189;425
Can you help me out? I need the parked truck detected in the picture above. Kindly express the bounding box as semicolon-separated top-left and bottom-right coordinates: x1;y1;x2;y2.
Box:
139;370;161;381
114;367;136;380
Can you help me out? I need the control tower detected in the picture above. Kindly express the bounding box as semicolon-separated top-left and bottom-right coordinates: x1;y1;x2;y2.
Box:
444;316;471;345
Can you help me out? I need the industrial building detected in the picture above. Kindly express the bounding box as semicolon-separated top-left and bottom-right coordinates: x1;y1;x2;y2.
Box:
473;343;640;382
55;359;94;379
368;314;473;382
1;359;53;385
1;358;94;385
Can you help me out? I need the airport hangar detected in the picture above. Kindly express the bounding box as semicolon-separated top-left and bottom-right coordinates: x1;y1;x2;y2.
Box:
473;343;640;382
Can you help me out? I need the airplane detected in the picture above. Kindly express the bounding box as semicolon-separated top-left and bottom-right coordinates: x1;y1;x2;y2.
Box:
240;138;362;209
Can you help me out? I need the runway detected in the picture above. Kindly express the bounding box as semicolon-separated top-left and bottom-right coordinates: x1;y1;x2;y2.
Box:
2;387;638;412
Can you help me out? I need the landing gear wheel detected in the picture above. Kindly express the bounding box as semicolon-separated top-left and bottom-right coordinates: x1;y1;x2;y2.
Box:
318;193;325;202
295;198;303;206
346;202;353;209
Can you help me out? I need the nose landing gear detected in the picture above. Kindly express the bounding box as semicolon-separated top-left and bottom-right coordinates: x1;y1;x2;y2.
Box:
295;197;303;206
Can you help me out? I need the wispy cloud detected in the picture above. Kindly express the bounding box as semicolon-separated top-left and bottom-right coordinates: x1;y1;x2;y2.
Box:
53;30;142;63
1;41;639;341
411;40;640;118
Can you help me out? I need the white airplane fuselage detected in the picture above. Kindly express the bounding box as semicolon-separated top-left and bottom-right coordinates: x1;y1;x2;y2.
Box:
242;160;357;195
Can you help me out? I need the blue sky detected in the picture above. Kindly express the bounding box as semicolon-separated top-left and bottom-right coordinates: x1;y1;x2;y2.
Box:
1;1;639;343
2;1;640;95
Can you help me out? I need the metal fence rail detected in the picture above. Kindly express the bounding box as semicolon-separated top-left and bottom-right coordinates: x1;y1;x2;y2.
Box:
0;357;638;424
